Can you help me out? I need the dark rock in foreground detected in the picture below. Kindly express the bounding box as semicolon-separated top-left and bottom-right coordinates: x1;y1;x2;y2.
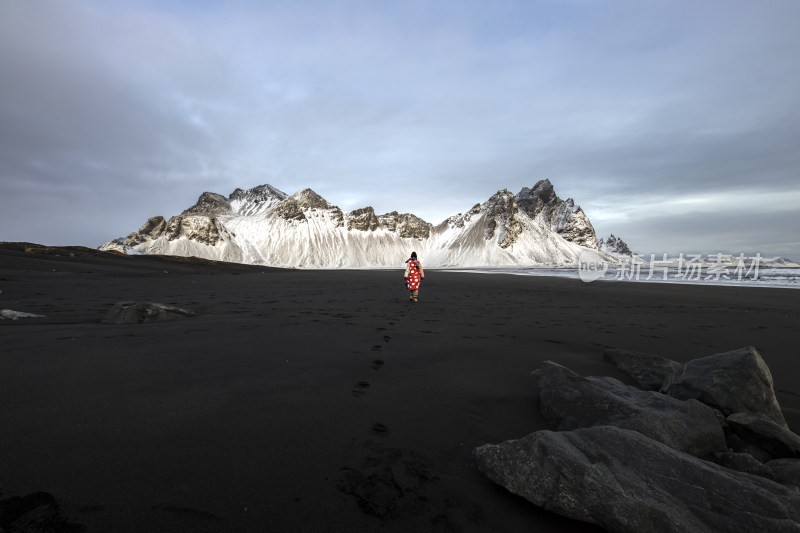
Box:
538;361;726;457
661;346;787;427
101;301;196;324
474;426;800;533
727;411;800;460
602;348;682;390
474;346;800;531
714;452;800;492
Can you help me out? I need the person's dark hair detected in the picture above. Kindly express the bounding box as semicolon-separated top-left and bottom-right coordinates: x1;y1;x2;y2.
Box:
411;251;417;259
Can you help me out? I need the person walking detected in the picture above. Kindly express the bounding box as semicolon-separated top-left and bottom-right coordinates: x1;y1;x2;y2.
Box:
404;251;424;302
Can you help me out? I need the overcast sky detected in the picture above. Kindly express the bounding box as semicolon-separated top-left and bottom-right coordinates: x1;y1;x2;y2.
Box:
2;0;798;258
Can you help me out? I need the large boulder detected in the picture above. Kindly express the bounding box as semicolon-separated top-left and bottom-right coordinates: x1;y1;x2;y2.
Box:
716;452;800;493
727;412;800;460
764;459;800;493
602;348;682;390
473;426;800;533
661;346;787;427
101;301;196;324
537;361;726;457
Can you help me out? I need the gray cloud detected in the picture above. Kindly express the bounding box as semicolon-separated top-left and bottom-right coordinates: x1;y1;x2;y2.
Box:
1;0;798;258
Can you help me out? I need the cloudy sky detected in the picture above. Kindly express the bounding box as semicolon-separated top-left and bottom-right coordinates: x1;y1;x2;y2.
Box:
2;0;798;258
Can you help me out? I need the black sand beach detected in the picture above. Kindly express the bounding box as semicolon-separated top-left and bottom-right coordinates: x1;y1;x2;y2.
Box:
1;244;799;532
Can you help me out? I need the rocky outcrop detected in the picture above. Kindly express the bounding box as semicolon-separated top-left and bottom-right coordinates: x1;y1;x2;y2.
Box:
272;197;307;222
515;179;558;218
474;426;800;533
764;459;800;492
162;215;232;245
661;346;787;427
274;189;345;226
181;192;232;217
380;212;432;239
229;184;287;216
603;348;683;390
473;346;800;531
101;301;196;324
126;216;167;245
398;218;430;239
110;214;233;249
347;207;380;231
598;233;632;255
516;179;598;249
538;361;726;457
727;411;800;461
484;190;522;249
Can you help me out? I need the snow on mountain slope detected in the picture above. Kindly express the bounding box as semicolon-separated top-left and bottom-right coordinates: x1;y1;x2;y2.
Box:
101;182;607;268
229;184;287;216
427;189;588;267
597;233;633;256
516;179;598;249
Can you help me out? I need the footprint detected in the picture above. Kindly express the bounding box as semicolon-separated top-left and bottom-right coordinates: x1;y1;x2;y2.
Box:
352;381;370;397
383;335;391;343
371;345;382;352
371;359;384;370
371;422;388;435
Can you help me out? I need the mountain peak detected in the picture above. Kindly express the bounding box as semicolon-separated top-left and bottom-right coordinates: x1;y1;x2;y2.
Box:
516;180;557;218
515;180;597;249
598;234;632;255
228;184;287;216
181;192;232;217
230;183;287;202
289;188;334;209
484;190;522;249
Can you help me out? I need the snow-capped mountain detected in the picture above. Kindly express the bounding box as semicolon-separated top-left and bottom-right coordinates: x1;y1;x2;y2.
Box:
101;181;611;268
597;234;633;256
516;179;598;248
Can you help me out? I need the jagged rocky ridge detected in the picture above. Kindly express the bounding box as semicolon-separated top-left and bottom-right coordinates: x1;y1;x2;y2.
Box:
598;233;633;255
474;346;800;532
101;179;609;268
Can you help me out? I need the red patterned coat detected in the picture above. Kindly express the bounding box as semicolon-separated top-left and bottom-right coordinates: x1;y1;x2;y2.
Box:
404;259;424;290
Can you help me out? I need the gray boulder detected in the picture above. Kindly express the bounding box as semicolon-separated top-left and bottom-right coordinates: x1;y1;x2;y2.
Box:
717;453;800;493
727;411;800;460
661;346;787;427
538;361;726;457
713;450;772;476
765;459;800;493
473;426;800;533
101;301;196;324
603;348;682;390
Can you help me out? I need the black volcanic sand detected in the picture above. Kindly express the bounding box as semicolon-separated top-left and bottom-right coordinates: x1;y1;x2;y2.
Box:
1;244;799;532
